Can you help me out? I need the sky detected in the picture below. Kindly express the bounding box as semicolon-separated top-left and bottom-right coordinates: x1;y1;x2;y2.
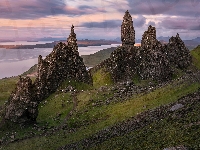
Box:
0;0;199;41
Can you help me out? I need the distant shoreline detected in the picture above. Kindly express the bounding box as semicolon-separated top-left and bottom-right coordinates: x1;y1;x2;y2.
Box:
0;40;120;49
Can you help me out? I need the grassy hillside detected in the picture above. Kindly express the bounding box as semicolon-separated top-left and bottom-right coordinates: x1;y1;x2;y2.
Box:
1;71;200;149
21;64;37;76
0;77;18;106
0;46;200;149
191;45;200;69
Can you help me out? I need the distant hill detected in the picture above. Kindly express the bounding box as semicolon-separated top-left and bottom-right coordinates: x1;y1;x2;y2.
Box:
81;47;117;67
0;39;120;49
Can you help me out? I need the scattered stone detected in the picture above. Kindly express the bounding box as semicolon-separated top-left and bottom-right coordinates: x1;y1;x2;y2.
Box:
170;103;184;111
10;135;15;139
163;145;188;150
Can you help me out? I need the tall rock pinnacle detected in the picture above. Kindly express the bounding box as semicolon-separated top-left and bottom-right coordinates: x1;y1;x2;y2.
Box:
121;10;135;46
67;24;78;53
141;25;157;49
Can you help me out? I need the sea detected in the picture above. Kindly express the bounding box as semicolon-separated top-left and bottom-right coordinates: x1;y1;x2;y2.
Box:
0;41;121;79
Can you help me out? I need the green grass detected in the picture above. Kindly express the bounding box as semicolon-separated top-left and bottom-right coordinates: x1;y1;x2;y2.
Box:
92;68;113;89
37;79;93;127
37;92;73;127
191;45;200;69
58;79;93;91
106;82;200;124
0;77;19;106
92;102;200;150
3;78;200;150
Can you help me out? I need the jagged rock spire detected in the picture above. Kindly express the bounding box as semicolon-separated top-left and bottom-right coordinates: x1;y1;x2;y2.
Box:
67;24;78;52
141;25;157;48
121;10;135;46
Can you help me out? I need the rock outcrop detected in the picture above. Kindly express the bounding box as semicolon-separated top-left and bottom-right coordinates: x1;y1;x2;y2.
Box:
4;25;92;123
141;25;157;49
67;24;78;54
35;41;92;100
4;76;38;123
90;11;191;83
121;10;135;47
165;33;192;69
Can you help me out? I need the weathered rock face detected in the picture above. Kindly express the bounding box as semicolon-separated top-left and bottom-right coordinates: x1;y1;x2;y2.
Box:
121;10;135;47
90;11;191;83
35;41;92;100
4;77;38;123
136;45;172;80
165;33;192;69
141;25;157;49
67;24;78;54
4;25;92;123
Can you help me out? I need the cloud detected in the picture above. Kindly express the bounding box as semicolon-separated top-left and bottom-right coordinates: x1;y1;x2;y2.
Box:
125;0;200;17
148;21;156;26
0;0;101;20
134;15;146;27
80;20;121;28
78;5;95;10
158;17;200;30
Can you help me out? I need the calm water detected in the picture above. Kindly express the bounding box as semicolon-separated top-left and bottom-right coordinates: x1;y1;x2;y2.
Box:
0;41;54;45
0;44;120;79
